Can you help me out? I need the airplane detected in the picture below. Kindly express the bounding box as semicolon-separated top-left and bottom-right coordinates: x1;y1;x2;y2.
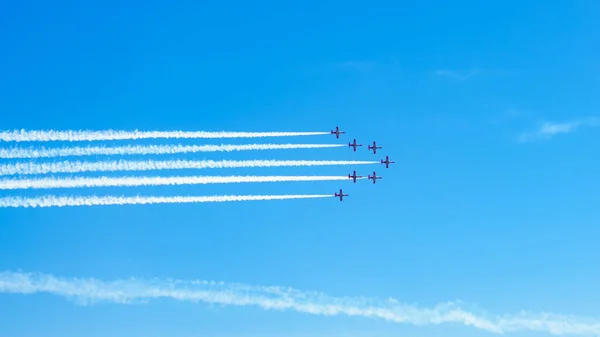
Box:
334;189;349;201
330;126;345;139
348;170;363;183
367;141;382;154
368;171;382;184
380;156;395;168
348;139;362;151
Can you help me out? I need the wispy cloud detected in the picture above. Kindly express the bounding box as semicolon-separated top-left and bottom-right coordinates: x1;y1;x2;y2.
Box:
518;117;600;142
434;69;480;80
332;60;379;72
1;271;599;336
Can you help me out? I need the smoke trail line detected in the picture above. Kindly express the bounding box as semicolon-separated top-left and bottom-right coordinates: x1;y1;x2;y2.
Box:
0;194;333;208
0;159;378;176
0;129;329;142
0;175;361;190
0;143;345;159
1;271;598;336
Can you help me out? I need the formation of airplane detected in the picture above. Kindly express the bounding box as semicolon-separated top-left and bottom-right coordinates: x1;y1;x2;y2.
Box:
367;141;382;154
348;139;362;151
348;170;362;183
368;171;382;184
328;126;396;201
330;128;388;157
334;189;348;201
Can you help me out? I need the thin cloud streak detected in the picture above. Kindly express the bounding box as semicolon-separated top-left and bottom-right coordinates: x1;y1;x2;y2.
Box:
1;271;599;336
0;194;333;208
0;143;345;159
518;117;600;142
0;175;361;190
0;130;329;142
434;69;480;80
0;159;378;176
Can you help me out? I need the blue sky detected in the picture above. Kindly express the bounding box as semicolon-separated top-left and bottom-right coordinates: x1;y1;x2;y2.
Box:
1;1;599;336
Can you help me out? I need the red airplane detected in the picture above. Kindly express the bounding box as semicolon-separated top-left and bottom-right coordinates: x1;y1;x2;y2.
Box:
334;189;349;201
368;141;382;154
330;126;345;139
368;171;382;184
380;156;395;168
348;170;362;183
348;139;362;151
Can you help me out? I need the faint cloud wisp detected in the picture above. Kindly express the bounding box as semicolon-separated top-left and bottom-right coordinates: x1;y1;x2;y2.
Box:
518;117;600;142
2;270;600;337
333;60;378;71
329;59;402;73
434;68;480;80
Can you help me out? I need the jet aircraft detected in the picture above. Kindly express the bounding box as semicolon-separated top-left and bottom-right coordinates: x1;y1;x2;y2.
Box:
380;156;395;168
330;126;345;138
348;139;362;151
368;171;382;184
368;141;382;154
348;170;362;183
334;189;349;201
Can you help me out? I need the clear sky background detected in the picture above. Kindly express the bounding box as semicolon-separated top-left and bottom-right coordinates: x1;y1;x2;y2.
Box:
1;1;599;336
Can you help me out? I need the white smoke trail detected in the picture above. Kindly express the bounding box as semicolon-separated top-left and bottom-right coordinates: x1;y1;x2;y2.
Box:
0;175;361;190
0;143;345;159
0;194;333;208
0;129;329;142
0;159;378;176
1;271;599;336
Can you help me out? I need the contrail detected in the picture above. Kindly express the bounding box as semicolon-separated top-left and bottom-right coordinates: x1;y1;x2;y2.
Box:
0;175;362;190
0;159;378;176
1;271;598;336
0;143;345;159
0;194;333;208
0;129;330;142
